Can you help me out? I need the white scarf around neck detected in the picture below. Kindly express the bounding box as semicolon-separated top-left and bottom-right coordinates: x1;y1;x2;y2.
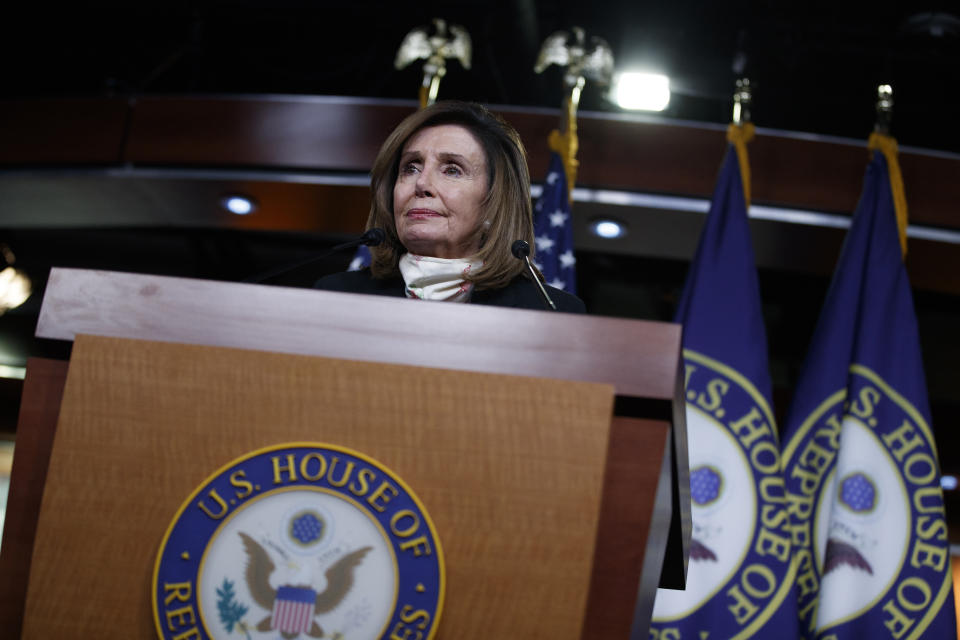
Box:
398;253;482;302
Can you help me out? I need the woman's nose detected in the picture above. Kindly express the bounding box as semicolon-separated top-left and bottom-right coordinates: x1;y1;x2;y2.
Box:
414;171;434;197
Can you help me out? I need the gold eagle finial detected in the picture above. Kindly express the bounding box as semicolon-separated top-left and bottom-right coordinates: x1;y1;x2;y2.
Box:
395;18;472;107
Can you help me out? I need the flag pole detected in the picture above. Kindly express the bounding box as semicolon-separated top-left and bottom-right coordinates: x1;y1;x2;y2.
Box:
728;78;755;208
868;84;909;258
874;83;893;136
534;27;614;201
732;77;752;126
547;75;583;203
529;27;611;294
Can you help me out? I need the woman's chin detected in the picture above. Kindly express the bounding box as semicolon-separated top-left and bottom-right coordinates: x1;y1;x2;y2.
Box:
400;235;445;258
399;238;432;256
403;244;475;260
399;229;480;259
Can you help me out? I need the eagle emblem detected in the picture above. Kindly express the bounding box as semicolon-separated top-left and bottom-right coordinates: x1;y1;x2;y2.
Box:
689;537;718;562
822;538;874;576
533;26;614;86
821;471;877;576
239;531;372;638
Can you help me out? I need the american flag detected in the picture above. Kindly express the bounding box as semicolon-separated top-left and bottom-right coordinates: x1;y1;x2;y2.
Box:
533;152;576;293
272;585;316;634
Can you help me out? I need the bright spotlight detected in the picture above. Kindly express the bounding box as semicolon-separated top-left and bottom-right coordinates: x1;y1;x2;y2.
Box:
0;266;30;312
590;219;627;239
942;475;958;490
222;195;256;215
613;72;671;111
0;245;30;313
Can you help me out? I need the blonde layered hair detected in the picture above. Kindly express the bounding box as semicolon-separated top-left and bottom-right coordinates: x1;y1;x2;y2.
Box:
366;101;535;290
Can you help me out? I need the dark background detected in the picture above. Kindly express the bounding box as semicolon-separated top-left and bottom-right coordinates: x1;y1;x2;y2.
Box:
4;2;959;151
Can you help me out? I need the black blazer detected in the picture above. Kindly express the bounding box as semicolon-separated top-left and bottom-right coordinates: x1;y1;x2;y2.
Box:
314;269;585;313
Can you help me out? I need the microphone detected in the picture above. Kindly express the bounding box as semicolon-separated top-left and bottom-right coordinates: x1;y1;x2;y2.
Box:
352;228;386;249
243;228;386;284
511;240;557;311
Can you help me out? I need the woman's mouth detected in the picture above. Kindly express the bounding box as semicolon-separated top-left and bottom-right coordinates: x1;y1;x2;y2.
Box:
406;208;443;219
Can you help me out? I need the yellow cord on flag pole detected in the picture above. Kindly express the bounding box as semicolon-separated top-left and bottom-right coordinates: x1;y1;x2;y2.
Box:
547;88;580;204
867;132;909;259
726;122;755;208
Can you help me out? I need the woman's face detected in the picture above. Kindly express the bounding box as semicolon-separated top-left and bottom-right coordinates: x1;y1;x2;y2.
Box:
393;124;489;259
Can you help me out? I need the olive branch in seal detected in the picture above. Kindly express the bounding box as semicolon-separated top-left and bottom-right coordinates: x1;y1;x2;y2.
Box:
216;578;252;639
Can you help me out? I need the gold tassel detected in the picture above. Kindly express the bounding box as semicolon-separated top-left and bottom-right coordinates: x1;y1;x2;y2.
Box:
867;132;909;259
726;122;755;208
547;95;580;203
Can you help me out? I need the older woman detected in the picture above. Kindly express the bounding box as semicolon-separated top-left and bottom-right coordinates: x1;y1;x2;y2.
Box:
315;101;584;313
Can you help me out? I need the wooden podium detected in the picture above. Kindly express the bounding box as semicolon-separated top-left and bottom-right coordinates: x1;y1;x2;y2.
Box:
0;268;690;639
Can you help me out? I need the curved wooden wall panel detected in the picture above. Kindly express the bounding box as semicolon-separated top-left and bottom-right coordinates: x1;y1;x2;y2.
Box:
1;96;957;231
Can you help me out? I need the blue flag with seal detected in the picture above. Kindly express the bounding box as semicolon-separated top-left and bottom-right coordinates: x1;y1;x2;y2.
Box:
780;134;956;639
533;152;576;294
651;124;800;639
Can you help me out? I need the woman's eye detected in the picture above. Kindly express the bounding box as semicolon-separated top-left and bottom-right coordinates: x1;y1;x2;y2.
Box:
401;163;420;175
443;165;463;176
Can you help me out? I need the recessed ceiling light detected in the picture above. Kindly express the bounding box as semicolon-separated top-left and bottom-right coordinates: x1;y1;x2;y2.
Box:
590;219;627;239
222;195;256;215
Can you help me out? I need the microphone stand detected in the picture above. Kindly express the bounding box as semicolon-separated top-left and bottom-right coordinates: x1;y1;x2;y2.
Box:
511;240;557;311
243;228;386;284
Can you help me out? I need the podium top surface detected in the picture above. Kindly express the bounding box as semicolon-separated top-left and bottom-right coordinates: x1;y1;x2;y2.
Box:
37;268;682;400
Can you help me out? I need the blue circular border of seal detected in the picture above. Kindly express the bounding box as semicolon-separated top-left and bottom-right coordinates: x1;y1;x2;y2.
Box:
152;442;446;640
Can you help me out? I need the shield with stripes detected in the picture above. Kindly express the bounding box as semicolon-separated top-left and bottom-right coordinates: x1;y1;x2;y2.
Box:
272;585;317;634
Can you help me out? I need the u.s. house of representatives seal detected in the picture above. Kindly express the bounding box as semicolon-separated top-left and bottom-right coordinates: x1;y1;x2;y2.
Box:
651;350;796;639
152;443;444;640
783;365;953;638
